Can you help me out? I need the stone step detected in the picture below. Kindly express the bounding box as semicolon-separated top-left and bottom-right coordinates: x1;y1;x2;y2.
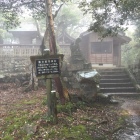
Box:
100;78;131;83
101;75;128;79
100;82;134;88
105;92;140;97
100;87;136;93
97;67;125;70
98;68;137;93
99;71;126;75
98;68;125;72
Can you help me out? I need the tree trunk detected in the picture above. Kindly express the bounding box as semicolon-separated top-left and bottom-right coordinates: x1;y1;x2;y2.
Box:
45;0;66;105
45;0;57;54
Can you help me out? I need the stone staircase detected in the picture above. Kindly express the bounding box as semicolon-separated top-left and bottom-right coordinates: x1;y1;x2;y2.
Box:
98;68;136;93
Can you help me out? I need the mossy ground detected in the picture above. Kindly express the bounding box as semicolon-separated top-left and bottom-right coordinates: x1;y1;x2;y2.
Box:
0;83;127;140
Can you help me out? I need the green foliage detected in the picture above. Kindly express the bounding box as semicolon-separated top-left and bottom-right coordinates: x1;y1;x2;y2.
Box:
122;30;140;66
2;11;21;29
42;97;47;105
0;0;71;29
117;116;126;126
55;4;83;36
1;96;44;140
79;0;140;36
2;135;14;140
76;101;86;109
134;21;140;45
46;124;92;140
0;14;14;42
57;101;87;115
57;102;76;114
1;0;140;37
1;111;29;139
1;90;128;140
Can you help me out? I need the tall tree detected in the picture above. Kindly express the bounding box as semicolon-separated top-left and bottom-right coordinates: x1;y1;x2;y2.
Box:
0;0;68;104
1;0;140;36
55;3;86;37
79;0;140;36
1;0;140;101
0;13;14;43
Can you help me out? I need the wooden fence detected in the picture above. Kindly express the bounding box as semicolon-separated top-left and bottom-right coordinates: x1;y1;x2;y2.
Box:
0;44;40;57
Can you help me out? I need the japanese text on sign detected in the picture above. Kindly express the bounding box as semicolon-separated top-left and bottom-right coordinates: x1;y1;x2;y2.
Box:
36;59;60;76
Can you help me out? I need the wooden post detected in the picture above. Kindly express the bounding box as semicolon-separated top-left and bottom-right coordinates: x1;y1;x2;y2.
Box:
30;54;64;124
46;77;57;124
51;90;58;124
31;66;34;90
46;76;52;117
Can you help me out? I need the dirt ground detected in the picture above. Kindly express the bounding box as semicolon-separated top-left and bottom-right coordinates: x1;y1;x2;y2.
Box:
0;83;46;117
0;83;140;140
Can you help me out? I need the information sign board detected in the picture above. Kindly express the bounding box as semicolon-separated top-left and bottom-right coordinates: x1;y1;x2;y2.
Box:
36;58;59;76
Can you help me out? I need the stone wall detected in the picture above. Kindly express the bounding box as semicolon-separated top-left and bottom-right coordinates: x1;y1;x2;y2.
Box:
0;56;31;73
0;73;30;84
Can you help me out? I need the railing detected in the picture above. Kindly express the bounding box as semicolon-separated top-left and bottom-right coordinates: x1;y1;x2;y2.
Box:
0;44;40;57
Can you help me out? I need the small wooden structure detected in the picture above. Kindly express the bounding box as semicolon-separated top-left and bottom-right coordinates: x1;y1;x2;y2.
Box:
0;24;42;72
0;27;41;71
9;31;41;45
79;31;131;67
1;28;40;56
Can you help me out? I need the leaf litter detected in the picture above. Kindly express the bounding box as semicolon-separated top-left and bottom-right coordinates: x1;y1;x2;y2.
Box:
0;83;127;140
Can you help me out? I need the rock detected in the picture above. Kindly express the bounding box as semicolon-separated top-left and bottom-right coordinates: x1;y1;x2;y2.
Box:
96;93;112;103
76;70;100;83
110;99;119;104
63;77;68;82
15;78;21;87
22;81;29;86
22;85;32;92
72;82;80;89
4;75;11;83
10;75;15;82
23;124;37;135
0;74;4;82
61;38;100;101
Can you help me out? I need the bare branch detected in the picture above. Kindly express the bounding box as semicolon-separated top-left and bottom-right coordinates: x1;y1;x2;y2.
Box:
53;3;64;19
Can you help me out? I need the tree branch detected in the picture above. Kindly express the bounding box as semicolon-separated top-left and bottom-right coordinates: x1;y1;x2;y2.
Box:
53;3;64;19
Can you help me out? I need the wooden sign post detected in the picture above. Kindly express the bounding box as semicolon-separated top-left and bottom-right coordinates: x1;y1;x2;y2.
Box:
36;58;60;76
30;54;64;123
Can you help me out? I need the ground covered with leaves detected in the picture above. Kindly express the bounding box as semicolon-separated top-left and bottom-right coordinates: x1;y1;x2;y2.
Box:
0;83;127;140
